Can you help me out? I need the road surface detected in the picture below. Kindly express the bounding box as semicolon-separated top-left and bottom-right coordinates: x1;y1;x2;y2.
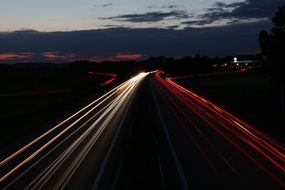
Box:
1;71;284;190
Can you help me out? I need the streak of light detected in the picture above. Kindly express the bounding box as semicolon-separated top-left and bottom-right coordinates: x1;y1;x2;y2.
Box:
0;72;149;185
88;71;117;86
154;71;285;188
0;82;122;167
150;82;190;190
100;78;116;86
88;72;117;78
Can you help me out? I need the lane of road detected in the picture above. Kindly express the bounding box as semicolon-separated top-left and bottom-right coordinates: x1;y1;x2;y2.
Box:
1;70;284;190
150;71;284;189
0;72;149;189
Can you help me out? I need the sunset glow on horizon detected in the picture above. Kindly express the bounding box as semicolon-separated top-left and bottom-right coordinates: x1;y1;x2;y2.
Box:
0;0;283;62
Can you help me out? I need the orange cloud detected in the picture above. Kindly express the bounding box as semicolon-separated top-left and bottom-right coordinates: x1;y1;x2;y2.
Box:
0;52;143;63
90;53;144;62
116;53;144;60
42;52;76;61
0;53;34;60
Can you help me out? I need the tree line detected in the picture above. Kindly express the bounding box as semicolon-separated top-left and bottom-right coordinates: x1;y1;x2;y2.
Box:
259;6;285;114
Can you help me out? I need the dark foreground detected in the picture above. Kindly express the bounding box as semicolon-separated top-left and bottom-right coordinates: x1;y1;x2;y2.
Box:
1;72;284;190
175;70;285;143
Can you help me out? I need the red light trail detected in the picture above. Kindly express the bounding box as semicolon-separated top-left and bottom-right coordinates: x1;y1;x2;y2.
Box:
1;70;284;189
88;72;117;86
153;71;285;188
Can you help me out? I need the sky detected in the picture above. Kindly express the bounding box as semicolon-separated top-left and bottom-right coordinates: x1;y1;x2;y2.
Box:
0;0;284;63
0;0;242;31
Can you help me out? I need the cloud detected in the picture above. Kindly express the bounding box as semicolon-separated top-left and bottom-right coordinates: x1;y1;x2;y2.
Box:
189;0;285;26
166;25;181;30
116;53;144;60
182;20;214;26
0;20;273;63
102;3;112;7
0;50;144;64
89;53;144;62
42;52;76;61
0;53;34;60
145;5;157;9
0;52;77;63
161;5;182;9
145;5;182;10
101;10;189;23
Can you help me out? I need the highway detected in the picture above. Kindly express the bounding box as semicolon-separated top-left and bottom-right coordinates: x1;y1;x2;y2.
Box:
149;71;285;190
1;71;284;190
0;72;149;189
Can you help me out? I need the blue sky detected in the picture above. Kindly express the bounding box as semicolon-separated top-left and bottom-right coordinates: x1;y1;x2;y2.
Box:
0;0;284;62
0;0;244;31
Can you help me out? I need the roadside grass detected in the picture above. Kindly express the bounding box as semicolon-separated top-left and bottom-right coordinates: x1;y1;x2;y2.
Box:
0;76;120;156
176;71;285;143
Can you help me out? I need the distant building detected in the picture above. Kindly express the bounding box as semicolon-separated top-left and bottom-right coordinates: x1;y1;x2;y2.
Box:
228;57;254;67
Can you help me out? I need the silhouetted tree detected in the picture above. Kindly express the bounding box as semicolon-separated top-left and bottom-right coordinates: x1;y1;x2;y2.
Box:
259;6;285;114
259;6;285;81
259;30;271;57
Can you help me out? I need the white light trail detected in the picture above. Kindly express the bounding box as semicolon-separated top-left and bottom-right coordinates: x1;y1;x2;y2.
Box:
1;72;149;188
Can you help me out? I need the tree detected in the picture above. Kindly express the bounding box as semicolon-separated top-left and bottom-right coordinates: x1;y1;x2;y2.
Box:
259;6;285;114
259;6;285;81
272;7;285;31
271;7;285;82
259;30;271;58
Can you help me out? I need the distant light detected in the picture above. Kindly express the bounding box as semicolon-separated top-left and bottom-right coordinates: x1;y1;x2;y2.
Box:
150;70;159;74
139;72;146;75
234;57;238;63
236;63;239;66
245;63;248;66
137;72;149;77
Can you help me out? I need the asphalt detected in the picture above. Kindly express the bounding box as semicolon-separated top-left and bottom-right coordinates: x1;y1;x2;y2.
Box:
1;72;284;190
